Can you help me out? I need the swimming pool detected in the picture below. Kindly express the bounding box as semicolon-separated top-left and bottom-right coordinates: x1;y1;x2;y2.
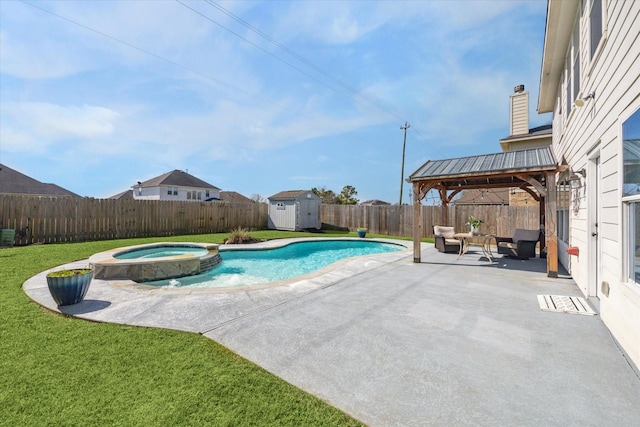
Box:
146;239;405;289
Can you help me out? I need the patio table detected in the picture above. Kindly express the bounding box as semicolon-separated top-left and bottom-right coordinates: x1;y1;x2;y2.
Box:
454;233;496;262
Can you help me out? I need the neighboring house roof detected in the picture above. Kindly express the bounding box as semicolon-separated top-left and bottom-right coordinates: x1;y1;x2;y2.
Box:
0;163;80;197
220;191;253;203
452;188;510;205
269;190;315;200
409;147;557;182
110;190;134;200
134;170;220;190
499;124;553;142
360;199;391;205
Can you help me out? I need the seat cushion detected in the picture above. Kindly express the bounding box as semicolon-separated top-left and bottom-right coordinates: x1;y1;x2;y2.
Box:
434;226;455;238
512;229;539;244
444;238;461;245
498;242;517;250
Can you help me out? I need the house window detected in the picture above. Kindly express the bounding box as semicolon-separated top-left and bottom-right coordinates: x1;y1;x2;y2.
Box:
187;191;192;200
565;59;572;118
557;180;571;243
623;108;640;284
197;192;202;200
167;187;178;196
572;21;580;102
565;17;580;117
205;190;210;198
590;0;603;60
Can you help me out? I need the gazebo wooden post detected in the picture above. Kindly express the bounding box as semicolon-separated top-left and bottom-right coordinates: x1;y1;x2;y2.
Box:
412;182;422;263
539;195;547;258
545;171;558;277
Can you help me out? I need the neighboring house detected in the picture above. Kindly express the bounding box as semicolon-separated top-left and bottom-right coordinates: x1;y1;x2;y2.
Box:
0;163;80;197
131;170;221;202
360;199;391;206
219;191;253;203
538;0;640;366
267;190;321;231
110;190;134;200
452;188;510;205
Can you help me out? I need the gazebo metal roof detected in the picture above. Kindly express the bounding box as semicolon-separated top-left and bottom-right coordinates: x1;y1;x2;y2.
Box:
408;147;557;188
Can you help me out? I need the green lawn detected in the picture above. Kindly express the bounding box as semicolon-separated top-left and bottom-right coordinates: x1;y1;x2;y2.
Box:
0;230;371;426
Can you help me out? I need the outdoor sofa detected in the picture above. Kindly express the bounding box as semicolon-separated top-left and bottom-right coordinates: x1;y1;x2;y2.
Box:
495;228;541;259
433;225;461;253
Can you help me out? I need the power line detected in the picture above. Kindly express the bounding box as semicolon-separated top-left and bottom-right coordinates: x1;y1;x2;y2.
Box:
19;0;333;127
178;0;399;122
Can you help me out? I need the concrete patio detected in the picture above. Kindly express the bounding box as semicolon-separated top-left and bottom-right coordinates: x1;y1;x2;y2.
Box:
23;239;640;426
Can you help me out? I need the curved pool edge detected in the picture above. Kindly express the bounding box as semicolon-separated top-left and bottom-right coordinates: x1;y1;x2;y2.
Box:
24;238;416;309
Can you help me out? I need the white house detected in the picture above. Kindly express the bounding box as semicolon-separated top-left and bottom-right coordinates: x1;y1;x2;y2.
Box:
132;170;221;202
268;190;322;231
538;0;640;366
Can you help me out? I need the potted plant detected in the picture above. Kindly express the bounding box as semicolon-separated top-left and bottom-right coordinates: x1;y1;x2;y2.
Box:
46;268;93;306
356;228;367;238
466;216;483;236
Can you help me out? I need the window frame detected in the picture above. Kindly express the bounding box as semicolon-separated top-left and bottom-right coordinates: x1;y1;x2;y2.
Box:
587;0;607;77
622;107;640;286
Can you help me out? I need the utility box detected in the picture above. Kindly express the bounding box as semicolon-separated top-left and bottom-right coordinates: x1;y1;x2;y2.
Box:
1;229;15;247
268;190;321;231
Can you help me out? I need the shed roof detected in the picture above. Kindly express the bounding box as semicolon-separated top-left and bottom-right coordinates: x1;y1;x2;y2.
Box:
269;190;315;200
134;170;220;190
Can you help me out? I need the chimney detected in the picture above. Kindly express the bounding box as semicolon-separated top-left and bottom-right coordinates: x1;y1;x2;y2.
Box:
510;84;529;136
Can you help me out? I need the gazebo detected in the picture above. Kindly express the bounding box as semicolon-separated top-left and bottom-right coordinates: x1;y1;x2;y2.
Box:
407;147;563;277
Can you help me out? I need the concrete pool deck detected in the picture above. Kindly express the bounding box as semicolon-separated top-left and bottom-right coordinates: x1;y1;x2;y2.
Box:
23;238;640;426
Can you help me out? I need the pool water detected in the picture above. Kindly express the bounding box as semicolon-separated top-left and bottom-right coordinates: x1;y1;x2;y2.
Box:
146;240;404;288
114;245;208;259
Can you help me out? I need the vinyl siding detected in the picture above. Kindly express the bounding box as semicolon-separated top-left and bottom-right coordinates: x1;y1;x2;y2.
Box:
550;0;640;366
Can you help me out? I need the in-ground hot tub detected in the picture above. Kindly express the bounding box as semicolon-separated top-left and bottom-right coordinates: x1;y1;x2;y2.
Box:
89;242;221;282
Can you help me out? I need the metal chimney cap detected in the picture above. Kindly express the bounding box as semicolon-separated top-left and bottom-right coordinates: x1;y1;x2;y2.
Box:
514;84;525;93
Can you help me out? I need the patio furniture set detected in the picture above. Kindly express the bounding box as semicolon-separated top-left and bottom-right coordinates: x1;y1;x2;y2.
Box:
433;225;541;261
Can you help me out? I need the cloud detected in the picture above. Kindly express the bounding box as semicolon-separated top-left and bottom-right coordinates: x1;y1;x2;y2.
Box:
0;102;120;153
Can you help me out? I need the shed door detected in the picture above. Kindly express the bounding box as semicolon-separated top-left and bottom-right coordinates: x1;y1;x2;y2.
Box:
298;199;318;229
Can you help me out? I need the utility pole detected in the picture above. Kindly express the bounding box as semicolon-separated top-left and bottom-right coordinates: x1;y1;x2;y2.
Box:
399;121;410;206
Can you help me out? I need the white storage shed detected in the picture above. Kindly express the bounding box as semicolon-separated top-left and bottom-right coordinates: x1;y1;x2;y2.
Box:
268;190;321;231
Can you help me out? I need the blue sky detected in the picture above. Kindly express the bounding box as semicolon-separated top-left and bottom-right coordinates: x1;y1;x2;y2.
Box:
0;0;552;204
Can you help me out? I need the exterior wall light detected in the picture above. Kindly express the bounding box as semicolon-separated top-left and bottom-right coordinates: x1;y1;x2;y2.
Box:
569;168;586;188
575;92;595;107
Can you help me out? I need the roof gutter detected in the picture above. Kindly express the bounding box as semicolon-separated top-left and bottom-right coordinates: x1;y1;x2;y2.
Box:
537;0;579;113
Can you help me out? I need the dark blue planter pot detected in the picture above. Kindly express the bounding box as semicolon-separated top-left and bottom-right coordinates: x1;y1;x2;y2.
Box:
46;269;93;306
357;229;367;238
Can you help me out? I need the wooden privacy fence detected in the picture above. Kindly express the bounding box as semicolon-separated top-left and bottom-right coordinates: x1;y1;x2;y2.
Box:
0;195;268;246
0;195;540;246
322;204;540;238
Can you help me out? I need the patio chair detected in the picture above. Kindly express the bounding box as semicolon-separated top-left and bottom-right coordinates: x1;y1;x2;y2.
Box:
495;228;540;259
433;225;461;253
